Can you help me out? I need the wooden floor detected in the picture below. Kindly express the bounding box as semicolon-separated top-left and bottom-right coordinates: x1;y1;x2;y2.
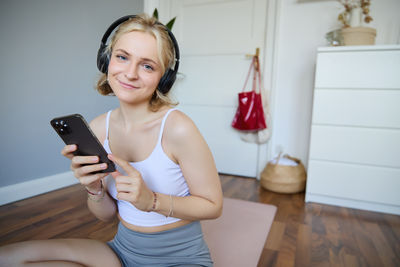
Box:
1;175;399;267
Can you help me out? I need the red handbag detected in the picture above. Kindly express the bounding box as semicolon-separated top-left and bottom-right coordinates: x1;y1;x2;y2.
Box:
232;56;267;131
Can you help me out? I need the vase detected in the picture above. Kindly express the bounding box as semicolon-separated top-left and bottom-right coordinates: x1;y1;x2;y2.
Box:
349;7;362;27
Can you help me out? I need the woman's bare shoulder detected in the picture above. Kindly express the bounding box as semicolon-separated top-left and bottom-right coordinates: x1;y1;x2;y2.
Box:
163;109;204;148
165;110;198;137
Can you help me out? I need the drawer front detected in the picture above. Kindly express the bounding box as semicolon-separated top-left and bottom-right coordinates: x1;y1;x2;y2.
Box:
307;160;400;205
309;125;400;168
315;49;400;89
312;89;400;128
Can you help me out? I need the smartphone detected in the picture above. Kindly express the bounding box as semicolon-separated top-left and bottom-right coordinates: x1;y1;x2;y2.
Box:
50;114;115;173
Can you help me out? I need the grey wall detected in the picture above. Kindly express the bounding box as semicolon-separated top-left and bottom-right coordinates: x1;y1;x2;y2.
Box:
0;0;144;187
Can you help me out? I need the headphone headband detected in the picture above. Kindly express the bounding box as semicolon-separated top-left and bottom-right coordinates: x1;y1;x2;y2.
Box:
97;15;180;94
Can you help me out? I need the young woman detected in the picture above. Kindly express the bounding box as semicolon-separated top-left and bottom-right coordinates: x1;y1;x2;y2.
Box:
0;14;222;267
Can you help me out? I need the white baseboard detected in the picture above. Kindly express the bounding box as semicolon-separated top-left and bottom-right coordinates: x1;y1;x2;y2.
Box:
305;193;400;215
0;171;78;206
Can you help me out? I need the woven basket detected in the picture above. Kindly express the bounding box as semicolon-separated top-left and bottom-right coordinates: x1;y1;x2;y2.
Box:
260;154;306;194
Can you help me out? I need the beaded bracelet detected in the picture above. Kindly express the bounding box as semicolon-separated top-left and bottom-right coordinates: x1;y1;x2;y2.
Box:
150;192;157;211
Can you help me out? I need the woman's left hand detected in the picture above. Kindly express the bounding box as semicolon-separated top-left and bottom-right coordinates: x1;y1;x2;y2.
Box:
108;154;155;212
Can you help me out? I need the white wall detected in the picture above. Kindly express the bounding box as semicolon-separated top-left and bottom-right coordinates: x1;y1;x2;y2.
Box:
268;0;400;166
0;0;143;188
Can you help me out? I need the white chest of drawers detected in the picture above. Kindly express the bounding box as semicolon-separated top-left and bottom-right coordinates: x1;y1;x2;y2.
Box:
305;45;400;215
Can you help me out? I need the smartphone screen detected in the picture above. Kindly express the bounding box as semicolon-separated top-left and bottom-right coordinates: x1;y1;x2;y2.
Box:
50;114;115;173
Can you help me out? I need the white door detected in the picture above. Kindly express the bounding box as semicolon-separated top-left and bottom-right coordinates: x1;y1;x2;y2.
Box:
149;0;269;177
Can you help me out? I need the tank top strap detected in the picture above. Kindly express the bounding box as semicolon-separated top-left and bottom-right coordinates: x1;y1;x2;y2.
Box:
105;110;112;140
157;108;177;144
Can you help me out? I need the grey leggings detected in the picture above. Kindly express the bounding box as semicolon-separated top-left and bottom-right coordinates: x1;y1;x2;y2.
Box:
107;222;213;267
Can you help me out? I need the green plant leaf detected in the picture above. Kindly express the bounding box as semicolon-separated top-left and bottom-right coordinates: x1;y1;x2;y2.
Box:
152;8;159;19
166;17;176;30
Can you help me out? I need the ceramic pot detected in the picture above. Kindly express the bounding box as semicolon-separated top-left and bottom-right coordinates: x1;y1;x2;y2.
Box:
342;26;376;46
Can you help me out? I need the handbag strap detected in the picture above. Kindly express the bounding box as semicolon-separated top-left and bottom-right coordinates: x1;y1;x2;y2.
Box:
242;56;262;94
241;56;255;92
251;58;257;93
254;56;262;94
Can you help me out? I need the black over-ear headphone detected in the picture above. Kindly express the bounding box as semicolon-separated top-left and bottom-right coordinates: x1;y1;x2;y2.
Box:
97;15;180;94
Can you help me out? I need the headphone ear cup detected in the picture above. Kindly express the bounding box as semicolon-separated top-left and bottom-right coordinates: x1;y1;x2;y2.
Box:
97;43;110;73
158;69;177;94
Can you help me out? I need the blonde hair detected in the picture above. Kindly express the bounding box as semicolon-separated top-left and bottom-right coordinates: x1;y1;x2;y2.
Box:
96;14;177;111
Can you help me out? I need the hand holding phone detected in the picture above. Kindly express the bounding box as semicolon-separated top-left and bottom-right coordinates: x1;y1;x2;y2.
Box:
50;114;115;173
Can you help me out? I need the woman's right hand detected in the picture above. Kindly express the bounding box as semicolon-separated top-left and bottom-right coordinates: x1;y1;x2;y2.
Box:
61;144;109;193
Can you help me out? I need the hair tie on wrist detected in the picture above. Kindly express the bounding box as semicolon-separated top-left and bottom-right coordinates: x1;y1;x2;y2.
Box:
87;180;105;202
86;180;103;195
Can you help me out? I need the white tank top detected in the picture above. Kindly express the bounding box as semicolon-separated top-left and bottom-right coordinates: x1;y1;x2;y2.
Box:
103;109;190;227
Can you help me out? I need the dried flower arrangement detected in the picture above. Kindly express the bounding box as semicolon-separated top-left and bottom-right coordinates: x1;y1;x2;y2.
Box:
338;0;373;28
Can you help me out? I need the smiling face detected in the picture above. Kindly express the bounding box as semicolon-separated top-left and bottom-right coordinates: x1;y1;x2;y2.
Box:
107;31;163;106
